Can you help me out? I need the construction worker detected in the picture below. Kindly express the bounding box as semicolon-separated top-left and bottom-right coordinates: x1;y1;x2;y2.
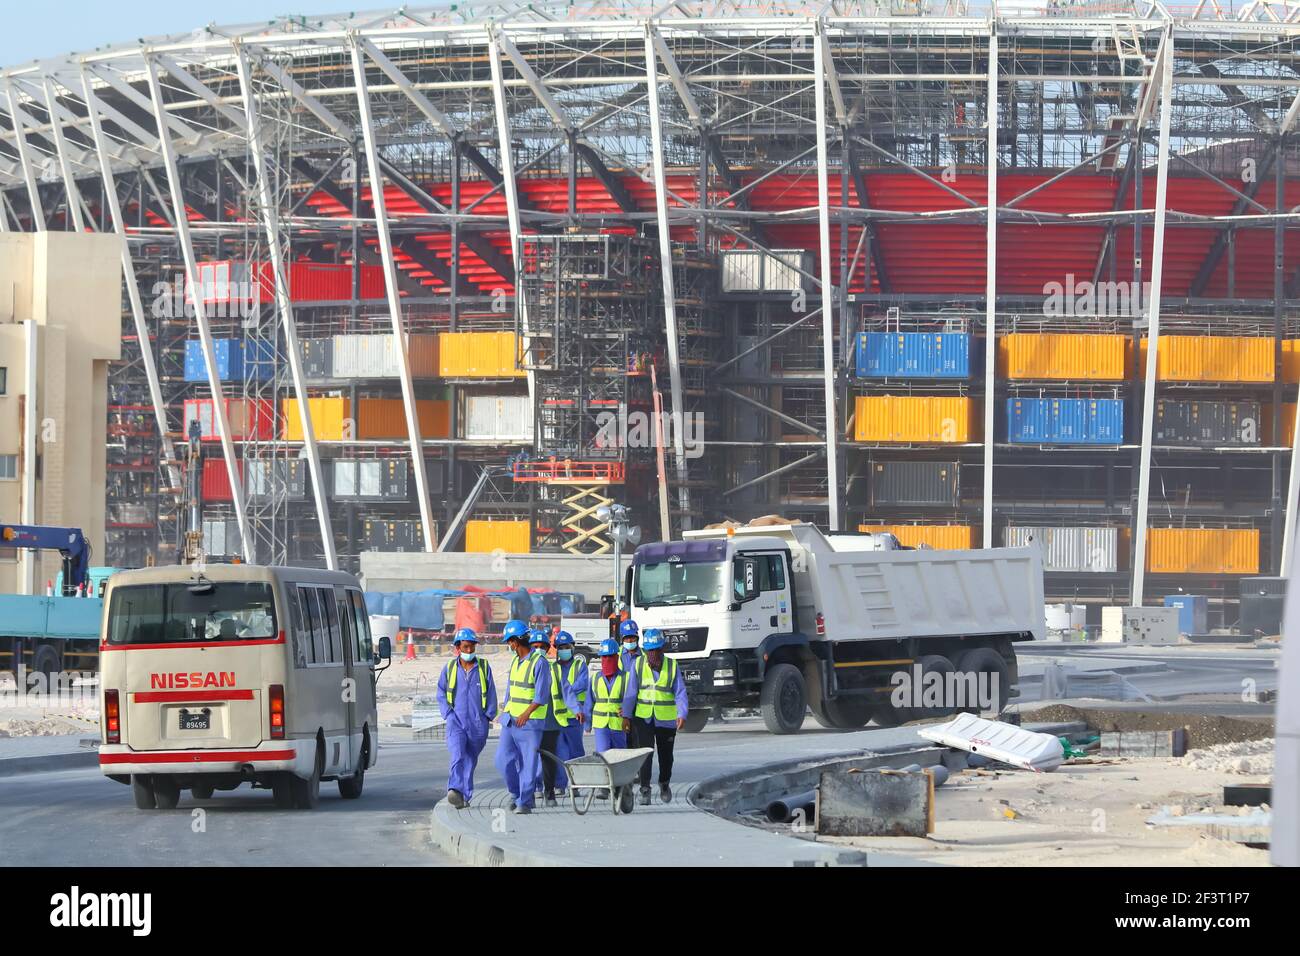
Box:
618;619;641;673
535;628;580;806
436;627;497;809
621;627;688;805
493;619;550;814
585;639;627;753
555;631;588;766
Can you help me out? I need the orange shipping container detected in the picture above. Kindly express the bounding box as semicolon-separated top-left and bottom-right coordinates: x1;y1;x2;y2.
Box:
439;331;525;378
1139;336;1274;383
853;395;978;443
465;519;531;554
356;398;451;439
1146;527;1259;574
1000;333;1127;380
858;524;976;550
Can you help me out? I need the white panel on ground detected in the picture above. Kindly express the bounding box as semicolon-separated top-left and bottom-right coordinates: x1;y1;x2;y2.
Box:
919;713;1066;773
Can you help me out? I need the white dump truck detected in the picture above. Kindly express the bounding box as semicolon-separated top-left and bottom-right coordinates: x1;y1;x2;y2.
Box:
592;524;1044;735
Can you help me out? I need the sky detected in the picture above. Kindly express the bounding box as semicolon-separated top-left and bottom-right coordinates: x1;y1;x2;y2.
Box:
0;1;379;67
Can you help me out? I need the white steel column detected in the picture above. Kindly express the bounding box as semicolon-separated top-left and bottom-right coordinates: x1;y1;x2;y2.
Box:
813;21;841;531
2;77;46;231
1132;31;1175;606
79;68;180;493
982;28;999;548
143;53;254;562
20;320;38;594
348;35;437;552
236;45;337;570
644;25;693;526
41;78;85;232
1281;85;1300;570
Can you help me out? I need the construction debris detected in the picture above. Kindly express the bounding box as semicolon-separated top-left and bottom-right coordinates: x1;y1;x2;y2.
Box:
919;713;1067;772
1100;730;1188;759
1181;738;1274;776
815;770;934;838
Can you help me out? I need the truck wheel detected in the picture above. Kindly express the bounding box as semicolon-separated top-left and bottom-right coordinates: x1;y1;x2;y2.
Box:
818;697;875;730
954;647;1010;714
131;775;156;810
870;700;912;727
29;647;60;696
914;654;957;719
680;709;710;733
153;775;181;810
759;663;806;735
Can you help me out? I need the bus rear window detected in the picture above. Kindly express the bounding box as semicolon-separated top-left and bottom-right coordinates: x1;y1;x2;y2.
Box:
107;582;278;645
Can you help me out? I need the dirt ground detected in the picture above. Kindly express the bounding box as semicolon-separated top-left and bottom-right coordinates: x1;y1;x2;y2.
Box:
1020;702;1274;749
821;750;1273;867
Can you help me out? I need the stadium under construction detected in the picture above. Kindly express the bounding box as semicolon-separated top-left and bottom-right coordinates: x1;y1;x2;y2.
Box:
4;1;1300;626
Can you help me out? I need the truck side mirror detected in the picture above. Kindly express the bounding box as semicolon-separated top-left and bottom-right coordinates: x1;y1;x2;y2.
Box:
377;636;392;661
736;557;760;603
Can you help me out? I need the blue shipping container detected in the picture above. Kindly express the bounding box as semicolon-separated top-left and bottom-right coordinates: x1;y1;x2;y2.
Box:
1164;595;1208;635
856;331;971;379
184;339;276;383
1006;398;1124;445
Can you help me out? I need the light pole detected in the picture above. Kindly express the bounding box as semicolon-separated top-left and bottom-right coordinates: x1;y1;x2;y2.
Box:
596;503;640;608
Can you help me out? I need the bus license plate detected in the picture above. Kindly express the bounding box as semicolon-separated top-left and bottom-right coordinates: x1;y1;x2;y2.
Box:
179;712;210;731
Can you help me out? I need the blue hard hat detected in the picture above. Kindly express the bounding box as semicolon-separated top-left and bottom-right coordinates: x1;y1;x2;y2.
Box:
598;638;620;657
641;628;665;651
454;627;478;644
528;628;550;645
502;619;528;642
554;630;575;646
618;620;640;638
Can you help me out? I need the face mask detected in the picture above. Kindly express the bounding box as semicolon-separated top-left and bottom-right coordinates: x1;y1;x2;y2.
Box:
601;657;619;678
558;649;573;661
623;641;638;651
459;652;476;663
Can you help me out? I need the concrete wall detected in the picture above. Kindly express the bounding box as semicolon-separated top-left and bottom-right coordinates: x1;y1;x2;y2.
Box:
0;234;121;594
359;550;630;605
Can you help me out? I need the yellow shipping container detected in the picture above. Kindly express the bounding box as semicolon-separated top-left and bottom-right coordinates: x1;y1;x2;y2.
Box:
439;331;525;378
1000;333;1127;380
1146;528;1259;574
853;395;978;443
465;519;531;554
1261;404;1297;445
858;524;976;550
282;397;350;441
1283;341;1300;383
356;398;451;439
1139;336;1274;383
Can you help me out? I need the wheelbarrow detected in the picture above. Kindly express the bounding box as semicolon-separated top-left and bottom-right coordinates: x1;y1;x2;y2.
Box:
543;747;653;815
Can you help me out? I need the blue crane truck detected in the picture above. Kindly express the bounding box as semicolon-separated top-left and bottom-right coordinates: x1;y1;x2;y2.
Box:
0;525;110;690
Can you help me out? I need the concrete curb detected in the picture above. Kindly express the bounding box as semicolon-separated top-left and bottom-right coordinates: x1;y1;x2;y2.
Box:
0;749;99;777
427;801;584;868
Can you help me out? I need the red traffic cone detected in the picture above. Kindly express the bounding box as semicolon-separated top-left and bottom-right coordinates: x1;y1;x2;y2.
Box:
404;632;418;661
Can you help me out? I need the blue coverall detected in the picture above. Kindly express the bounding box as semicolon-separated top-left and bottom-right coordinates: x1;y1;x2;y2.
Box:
557;656;589;762
583;669;628;752
539;659;582;793
436;657;498;803
494;650;550;809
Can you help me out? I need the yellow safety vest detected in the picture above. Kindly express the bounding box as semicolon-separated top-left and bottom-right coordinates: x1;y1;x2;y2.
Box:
445;658;489;709
550;659;573;726
591;671;627;730
634;656;679;722
566;657;586;703
506;651;548;721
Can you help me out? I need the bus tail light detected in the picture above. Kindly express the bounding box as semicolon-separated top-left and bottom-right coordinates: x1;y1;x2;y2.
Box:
105;690;121;744
815;612;825;636
269;684;285;739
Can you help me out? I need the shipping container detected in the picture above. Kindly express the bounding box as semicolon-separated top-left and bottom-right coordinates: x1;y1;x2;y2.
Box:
853;395;978;443
1154;400;1261;446
299;339;333;380
333;459;410;500
855;332;972;379
201;519;241;557
1004;525;1120;572
1140;335;1274;383
465;519;531;554
1000;333;1127;381
856;524;975;550
356;398;451;440
183;398;275;441
1147;527;1259;574
1283;340;1300;383
720;249;810;293
1163;594;1209;635
183;339;276;383
191;260;386;305
868;461;960;507
438;331;525;378
1262;404;1297;445
246;459;308;500
362;518;428;552
330;333;439;379
282;397;351;442
463;394;534;441
200;458;242;502
1005;397;1123;445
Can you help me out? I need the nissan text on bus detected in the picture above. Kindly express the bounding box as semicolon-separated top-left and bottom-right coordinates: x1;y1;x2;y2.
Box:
98;564;391;809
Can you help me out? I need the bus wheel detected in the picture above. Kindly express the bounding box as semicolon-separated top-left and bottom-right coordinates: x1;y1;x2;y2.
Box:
338;751;366;800
679;709;710;734
271;774;295;809
131;775;156;810
292;745;323;809
190;783;214;800
153;776;181;810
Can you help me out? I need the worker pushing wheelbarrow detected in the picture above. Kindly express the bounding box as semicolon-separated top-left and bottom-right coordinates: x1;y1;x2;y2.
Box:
541;747;653;815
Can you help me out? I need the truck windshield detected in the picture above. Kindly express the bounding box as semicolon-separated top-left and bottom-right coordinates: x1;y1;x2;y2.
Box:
634;561;724;607
106;582;277;645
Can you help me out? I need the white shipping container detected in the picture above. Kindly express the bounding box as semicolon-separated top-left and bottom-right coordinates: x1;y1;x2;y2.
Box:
720;249;809;293
1005;526;1118;573
463;394;533;441
332;333;402;378
201;519;241;557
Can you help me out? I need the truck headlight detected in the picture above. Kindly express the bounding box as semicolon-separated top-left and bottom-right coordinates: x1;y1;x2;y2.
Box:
713;669;734;682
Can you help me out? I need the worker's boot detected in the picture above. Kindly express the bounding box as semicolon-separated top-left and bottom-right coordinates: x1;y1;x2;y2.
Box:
514;804;532;815
639;786;651;806
446;789;466;809
659;783;672;804
544;793;558;808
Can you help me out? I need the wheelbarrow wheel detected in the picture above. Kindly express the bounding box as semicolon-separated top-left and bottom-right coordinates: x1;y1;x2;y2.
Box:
617;784;637;815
